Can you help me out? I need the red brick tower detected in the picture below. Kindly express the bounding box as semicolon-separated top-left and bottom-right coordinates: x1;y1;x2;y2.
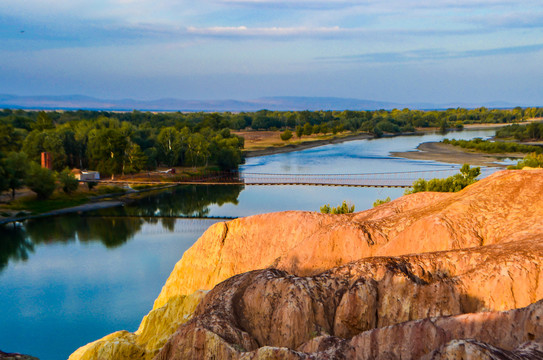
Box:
41;152;52;170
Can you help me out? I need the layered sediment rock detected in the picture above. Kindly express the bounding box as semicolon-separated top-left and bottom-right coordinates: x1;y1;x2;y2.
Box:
156;238;543;359
154;169;543;308
68;292;207;360
70;169;543;360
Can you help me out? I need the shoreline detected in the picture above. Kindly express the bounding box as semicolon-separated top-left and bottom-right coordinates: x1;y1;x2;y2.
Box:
242;121;536;158
1;123;527;224
0;200;124;225
391;142;524;167
243;132;374;158
0;185;177;225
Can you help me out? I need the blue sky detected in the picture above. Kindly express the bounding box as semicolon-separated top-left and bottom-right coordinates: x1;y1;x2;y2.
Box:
1;0;543;105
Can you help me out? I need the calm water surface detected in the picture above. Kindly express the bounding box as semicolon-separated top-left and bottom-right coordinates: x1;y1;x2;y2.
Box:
0;129;500;359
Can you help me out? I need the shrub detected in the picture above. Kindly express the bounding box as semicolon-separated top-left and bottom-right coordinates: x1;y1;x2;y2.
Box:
25;162;57;199
508;153;543;169
58;168;79;194
406;164;480;194
373;196;391;207
280;129;293;141
320;200;355;214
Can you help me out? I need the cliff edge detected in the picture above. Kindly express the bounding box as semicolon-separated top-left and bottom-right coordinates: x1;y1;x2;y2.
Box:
70;169;543;360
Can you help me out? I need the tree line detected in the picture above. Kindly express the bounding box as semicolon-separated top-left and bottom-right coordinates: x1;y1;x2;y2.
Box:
442;138;542;154
0;109;245;199
0;106;541;199
495;122;543;141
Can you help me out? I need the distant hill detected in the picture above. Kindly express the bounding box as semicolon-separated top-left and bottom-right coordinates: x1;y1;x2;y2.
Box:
0;94;526;112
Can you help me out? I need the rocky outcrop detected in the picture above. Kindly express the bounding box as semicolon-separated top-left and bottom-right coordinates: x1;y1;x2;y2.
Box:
0;351;39;360
156;237;543;359
68;291;207;360
154;169;543;309
70;169;543;360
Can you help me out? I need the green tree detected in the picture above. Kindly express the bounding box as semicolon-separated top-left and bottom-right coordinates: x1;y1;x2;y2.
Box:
295;126;303;138
406;164;480;194
373;196;391;207
508;153;543;169
0;152;9;195
22;129;68;170
26;162;57;199
87;128;128;176
4;152;29;199
157;127;182;167
185;133;210;167
31;111;55;131
123;143;147;174
303;122;313;136
320;200;355;214
0;123;23;153
58;168;79;194
280;129;293;141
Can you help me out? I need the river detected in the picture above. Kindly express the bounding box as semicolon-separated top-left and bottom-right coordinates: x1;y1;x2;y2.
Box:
0;129;503;359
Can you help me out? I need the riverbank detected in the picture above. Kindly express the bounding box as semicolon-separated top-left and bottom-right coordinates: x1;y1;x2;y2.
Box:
0;184;176;225
241;121;537;158
243;132;373;157
391;142;524;167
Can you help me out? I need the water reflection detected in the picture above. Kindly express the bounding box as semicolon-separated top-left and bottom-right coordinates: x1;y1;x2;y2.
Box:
93;184;244;218
0;223;34;271
0;184;244;271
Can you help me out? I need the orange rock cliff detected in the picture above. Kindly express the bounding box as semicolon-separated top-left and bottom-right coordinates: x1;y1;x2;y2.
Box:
70;169;543;360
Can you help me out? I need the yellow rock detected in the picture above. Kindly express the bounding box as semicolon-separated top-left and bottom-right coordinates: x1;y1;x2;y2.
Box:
71;169;543;359
69;291;206;360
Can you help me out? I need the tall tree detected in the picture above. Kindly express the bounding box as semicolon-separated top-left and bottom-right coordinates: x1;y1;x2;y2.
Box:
4;152;29;199
157;127;182;167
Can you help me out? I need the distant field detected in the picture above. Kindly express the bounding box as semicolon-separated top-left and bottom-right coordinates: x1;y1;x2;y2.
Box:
234;130;357;151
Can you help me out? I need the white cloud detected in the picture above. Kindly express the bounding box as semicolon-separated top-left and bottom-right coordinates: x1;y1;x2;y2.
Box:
186;25;342;37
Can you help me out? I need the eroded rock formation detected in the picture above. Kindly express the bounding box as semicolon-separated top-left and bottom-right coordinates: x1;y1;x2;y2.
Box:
0;350;39;360
155;169;543;307
156;238;543;359
70;169;543;360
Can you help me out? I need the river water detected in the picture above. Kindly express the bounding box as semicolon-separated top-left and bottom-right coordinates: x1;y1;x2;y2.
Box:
0;129;502;359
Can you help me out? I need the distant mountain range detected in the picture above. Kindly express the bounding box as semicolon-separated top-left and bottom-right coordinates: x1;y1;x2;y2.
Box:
0;94;529;112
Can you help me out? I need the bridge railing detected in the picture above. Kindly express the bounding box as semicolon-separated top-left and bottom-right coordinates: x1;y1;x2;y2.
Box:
240;167;499;187
92;167;500;187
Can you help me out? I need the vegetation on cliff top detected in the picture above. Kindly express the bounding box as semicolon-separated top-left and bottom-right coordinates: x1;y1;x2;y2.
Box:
406;164;480;194
373;197;391;207
320;200;355;214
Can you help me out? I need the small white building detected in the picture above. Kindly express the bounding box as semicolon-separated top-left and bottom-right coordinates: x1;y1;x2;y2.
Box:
73;170;100;181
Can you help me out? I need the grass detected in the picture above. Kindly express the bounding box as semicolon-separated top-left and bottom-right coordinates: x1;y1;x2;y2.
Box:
6;192;91;215
95;185;127;195
2;184;129;216
131;184;162;191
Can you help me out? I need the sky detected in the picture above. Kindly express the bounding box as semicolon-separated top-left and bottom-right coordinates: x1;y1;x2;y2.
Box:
1;0;543;105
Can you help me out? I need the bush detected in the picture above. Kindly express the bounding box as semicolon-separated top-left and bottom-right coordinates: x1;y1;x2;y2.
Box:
406;164;480;194
280;129;293;141
87;181;97;190
373;196;391;207
320;200;355;214
508;153;543;169
442;138;542;154
25;162;57;199
58;168;79;194
96;185;126;195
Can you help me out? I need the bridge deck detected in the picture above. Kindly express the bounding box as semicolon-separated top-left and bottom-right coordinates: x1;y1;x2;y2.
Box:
85;167;498;188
